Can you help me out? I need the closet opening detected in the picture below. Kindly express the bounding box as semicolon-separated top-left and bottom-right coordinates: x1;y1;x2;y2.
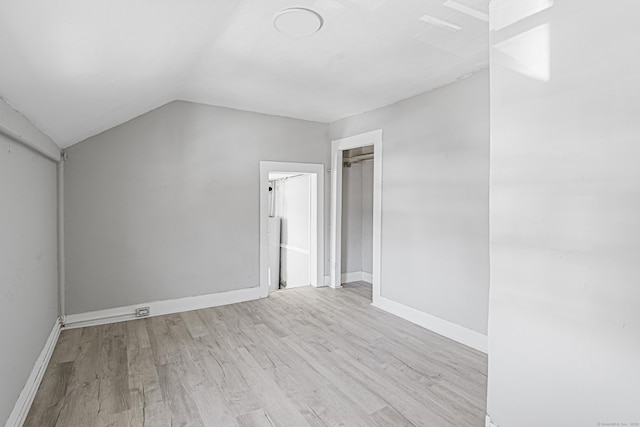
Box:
330;129;382;304
340;146;374;296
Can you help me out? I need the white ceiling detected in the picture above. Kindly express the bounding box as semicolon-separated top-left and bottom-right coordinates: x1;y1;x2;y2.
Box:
0;0;488;148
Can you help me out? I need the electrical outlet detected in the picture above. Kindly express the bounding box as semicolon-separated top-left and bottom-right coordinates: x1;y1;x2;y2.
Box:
135;307;150;317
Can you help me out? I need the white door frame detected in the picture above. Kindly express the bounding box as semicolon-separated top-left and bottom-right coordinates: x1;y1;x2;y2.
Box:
259;161;325;298
330;129;382;302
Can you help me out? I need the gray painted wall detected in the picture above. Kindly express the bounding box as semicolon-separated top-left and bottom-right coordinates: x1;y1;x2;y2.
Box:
487;2;640;426
0;97;60;160
64;101;328;314
361;161;373;274
0;100;59;424
330;70;489;335
341;163;363;274
341;161;373;275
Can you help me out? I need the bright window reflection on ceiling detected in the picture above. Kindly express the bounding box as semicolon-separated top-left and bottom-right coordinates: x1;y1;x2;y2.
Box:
490;0;553;30
494;24;551;82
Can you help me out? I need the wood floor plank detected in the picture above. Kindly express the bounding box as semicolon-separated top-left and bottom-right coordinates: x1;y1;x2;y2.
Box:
23;361;73;427
125;319;150;350
49;329;83;364
233;346;311;427
181;310;210;339
25;282;487;426
157;362;205;426
191;383;240;427
236;408;276;427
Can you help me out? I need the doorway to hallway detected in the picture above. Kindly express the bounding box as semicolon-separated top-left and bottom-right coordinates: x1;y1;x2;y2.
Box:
259;161;324;298
268;172;313;291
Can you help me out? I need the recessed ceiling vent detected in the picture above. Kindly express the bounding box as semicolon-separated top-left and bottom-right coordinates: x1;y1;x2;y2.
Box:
274;7;324;37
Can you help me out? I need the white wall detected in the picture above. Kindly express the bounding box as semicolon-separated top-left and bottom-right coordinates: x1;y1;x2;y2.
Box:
273;174;311;288
487;1;640;426
330;70;490;335
64;101;328;314
0;99;59;424
341;161;374;276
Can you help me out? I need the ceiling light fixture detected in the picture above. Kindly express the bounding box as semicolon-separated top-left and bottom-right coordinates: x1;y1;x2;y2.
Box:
274;7;324;37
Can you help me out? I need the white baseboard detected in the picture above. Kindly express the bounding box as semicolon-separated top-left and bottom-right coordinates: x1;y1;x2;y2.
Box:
323;272;373;289
340;271;373;284
63;287;262;329
486;414;498;427
341;271;362;283
372;296;488;354
5;319;62;427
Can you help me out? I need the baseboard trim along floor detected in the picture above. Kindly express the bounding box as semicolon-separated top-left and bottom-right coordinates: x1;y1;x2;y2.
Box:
63;287;262;329
372;295;488;354
5;319;62;427
341;271;373;284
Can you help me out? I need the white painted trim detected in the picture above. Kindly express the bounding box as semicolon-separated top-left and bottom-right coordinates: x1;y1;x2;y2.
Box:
372;296;488;354
260;161;325;296
280;243;310;255
5;319;62;427
485;414;499;427
63;287;260;329
341;271;362;283
330;129;382;296
57;158;65;321
308;173;318;288
340;271;373;284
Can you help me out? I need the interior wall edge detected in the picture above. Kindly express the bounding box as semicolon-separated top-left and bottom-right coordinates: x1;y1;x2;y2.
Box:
56;159;66;321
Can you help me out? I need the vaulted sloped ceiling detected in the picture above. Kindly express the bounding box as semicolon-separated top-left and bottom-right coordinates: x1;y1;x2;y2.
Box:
0;0;488;147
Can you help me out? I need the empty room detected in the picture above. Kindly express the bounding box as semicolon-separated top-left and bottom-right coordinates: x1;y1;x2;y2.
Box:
1;1;639;426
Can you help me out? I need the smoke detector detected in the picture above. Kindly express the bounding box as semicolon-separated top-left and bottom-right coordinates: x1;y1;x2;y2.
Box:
274;7;324;37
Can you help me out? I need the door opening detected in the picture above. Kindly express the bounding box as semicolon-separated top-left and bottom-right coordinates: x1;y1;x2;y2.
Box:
259;162;324;298
341;146;374;294
330;129;382;304
268;172;312;291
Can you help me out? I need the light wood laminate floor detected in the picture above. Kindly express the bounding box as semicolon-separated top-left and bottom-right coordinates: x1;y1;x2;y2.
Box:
25;282;487;427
